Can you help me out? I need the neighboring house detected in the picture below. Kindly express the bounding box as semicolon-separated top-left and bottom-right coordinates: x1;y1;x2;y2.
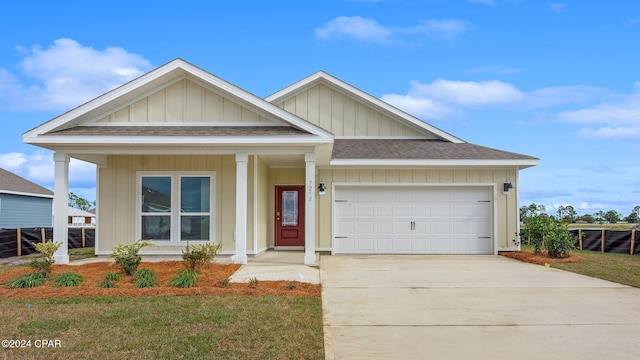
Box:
24;59;539;264
68;206;96;227
0;167;53;228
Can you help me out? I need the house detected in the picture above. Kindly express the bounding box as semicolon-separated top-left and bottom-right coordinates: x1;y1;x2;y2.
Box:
68;206;96;227
23;59;539;264
0;167;53;228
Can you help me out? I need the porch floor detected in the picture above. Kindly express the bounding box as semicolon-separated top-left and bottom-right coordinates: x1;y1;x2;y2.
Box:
230;251;320;284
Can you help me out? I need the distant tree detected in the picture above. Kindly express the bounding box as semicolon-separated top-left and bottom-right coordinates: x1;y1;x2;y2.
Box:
68;192;95;211
594;210;606;223
520;203;546;221
604;210;621;224
577;214;595;223
556;205;577;223
625;206;640;223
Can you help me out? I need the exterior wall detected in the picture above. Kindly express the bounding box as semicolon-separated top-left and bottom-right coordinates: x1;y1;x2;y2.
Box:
97;79;271;124
255;156;269;253
266;167;305;248
273;83;430;138
315;168;519;251
97;155;238;254
0;194;53;228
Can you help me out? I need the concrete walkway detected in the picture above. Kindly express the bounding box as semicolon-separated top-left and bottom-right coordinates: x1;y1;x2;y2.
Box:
230;251;320;284
321;255;640;360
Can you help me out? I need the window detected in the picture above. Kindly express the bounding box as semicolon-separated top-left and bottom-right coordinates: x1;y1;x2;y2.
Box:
137;172;215;244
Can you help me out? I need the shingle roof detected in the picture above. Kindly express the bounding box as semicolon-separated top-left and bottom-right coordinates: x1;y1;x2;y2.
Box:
0;168;53;196
332;139;539;161
44;126;311;137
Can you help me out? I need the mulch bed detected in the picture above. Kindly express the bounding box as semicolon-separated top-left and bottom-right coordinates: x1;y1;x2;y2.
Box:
499;250;583;265
0;261;321;299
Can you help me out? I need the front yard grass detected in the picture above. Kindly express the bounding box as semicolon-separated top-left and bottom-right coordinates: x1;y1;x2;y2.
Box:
0;295;324;360
551;249;640;288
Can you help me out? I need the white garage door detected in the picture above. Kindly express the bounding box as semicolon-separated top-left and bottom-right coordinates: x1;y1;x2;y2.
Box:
333;186;493;254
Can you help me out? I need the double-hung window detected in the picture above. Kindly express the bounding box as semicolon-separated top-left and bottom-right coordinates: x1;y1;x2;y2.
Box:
137;172;215;244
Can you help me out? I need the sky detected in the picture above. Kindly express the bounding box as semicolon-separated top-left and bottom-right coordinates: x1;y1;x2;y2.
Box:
0;0;638;218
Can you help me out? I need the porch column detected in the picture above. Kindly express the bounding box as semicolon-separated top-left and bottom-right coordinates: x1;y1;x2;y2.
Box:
53;152;70;264
233;153;248;264
304;152;316;265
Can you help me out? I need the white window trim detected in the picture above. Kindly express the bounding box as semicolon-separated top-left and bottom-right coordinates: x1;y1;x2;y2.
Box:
136;171;216;246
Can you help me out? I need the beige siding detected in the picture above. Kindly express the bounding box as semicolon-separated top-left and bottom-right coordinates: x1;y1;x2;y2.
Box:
97;155;237;254
96;79;271;124
255;156;270;252
315;168;519;251
273;83;428;137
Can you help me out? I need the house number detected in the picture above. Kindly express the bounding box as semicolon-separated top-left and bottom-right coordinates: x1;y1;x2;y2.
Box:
308;181;313;202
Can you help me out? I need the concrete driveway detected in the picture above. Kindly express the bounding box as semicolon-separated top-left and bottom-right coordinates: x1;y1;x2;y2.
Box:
320;255;640;360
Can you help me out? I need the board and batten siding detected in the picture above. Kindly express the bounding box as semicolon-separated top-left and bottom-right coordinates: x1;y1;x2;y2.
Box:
273;83;431;138
315;168;519;251
0;194;53;228
97;79;272;124
97;154;258;255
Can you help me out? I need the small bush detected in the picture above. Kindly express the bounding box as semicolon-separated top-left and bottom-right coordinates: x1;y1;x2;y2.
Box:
544;222;575;258
52;272;85;287
30;241;62;276
110;240;152;276
182;242;222;270
169;269;200;288
248;277;259;288
133;268;158;288
97;280;116;288
287;281;297;290
104;272;123;282
216;278;231;288
3;272;47;289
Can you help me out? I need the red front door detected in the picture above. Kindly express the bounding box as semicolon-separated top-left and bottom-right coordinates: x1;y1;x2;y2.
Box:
275;186;305;247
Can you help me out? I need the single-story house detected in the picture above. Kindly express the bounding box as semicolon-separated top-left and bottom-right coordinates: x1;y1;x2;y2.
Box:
0;167;54;228
24;59;539;264
68;206;96;227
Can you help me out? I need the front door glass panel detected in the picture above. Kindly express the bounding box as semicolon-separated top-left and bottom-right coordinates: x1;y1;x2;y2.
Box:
282;191;298;226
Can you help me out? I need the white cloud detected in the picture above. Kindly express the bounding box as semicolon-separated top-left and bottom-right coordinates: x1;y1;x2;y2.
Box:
315;16;470;44
0;151;96;189
548;2;567;12
0;38;152;112
408;19;472;42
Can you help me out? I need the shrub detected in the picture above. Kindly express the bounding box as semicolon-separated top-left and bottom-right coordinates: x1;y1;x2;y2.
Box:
30;241;62;277
104;272;123;282
287;281;297;290
98;280;116;288
110;240;153;275
133;268;158;288
522;215;554;254
248;277;259;288
182;242;222;270
544;222;575;258
216;278;231;288
3;272;47;289
52;272;85;287
169;269;200;288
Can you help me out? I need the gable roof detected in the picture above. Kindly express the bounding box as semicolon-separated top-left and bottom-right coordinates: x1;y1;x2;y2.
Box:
24;59;333;147
0;167;54;198
265;71;464;143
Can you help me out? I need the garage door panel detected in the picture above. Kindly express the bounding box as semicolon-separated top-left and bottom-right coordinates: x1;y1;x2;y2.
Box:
334;186;493;255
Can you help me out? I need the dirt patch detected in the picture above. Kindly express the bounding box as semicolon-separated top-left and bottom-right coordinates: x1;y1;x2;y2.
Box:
499;250;584;265
0;261;321;299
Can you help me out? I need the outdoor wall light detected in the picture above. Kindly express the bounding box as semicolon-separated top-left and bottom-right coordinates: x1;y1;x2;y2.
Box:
318;181;326;195
503;182;514;193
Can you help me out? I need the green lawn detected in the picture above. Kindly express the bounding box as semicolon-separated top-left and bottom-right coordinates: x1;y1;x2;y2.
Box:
0;295;324;360
551;249;640;288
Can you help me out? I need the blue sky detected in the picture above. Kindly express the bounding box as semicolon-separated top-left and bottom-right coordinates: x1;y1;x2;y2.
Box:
0;0;638;217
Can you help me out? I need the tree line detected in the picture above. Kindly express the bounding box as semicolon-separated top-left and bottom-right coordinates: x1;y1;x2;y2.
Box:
520;203;640;224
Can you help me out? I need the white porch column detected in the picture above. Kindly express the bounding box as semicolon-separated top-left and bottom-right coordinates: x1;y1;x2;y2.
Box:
53;152;70;264
304;152;316;265
233;153;248;264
